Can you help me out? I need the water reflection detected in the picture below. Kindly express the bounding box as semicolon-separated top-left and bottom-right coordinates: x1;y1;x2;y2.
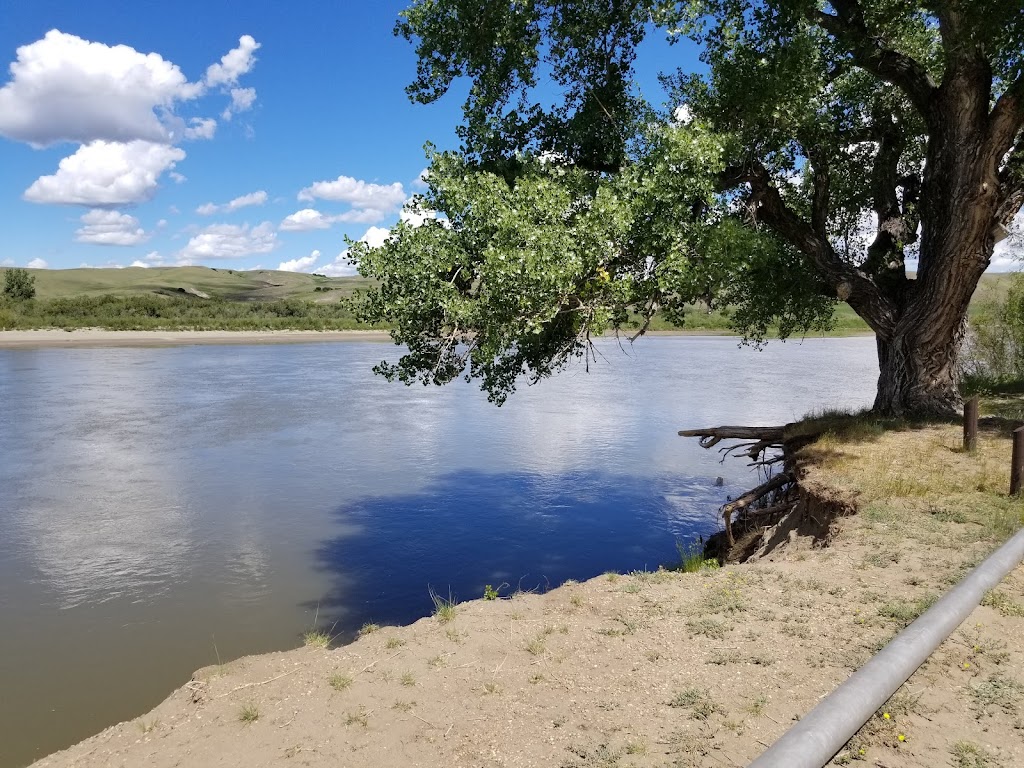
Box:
311;469;723;637
0;336;879;767
8;350;193;608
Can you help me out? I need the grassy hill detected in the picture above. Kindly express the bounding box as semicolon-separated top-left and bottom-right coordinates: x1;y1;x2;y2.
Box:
5;266;373;303
0;266;1018;334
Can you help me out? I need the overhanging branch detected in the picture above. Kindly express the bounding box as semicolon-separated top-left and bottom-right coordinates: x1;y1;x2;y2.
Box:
809;150;830;236
813;0;937;120
989;75;1024;162
996;139;1024;228
718;161;899;336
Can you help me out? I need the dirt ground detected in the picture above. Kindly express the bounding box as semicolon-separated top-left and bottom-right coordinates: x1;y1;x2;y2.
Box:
31;425;1024;768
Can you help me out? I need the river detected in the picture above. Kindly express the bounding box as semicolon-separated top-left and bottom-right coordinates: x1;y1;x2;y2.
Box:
0;336;877;766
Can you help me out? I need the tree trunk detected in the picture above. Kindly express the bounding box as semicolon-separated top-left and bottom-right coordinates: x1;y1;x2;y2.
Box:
868;62;1003;419
872;323;965;418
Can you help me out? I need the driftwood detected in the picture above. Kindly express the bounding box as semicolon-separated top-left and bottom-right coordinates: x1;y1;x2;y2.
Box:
680;424;805;550
678;426;785;450
719;472;794;547
741;501;799;518
721;472;793;515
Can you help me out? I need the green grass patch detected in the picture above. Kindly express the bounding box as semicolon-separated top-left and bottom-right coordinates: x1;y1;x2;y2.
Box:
877;595;936;627
673;539;720;573
303;630;331;649
329;674;353;691
429;588;458;624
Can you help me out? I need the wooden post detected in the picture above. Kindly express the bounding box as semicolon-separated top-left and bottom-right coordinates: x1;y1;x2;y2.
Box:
1011;427;1024;496
963;395;979;452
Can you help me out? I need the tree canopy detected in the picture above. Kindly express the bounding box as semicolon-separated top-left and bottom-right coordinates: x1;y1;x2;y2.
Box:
354;0;1024;414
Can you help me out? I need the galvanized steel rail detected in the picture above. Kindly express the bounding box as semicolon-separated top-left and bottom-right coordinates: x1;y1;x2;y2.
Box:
748;526;1024;768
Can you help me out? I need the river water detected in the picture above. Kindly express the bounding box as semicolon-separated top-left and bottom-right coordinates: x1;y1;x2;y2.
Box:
0;336;878;766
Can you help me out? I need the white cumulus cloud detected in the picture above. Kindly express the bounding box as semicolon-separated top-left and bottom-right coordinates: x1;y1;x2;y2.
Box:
411;167;430;190
399;204;439;228
75;209;148;246
314;226;394;277
278;250;321;272
223;87;257;120
179;221;277;261
335;208;390;224
0;30;202;146
315;256;358;278
196;190;267;215
279;208;336;231
359;226;392;249
23;140;186;206
27;258;49;269
673;103;694;125
297;175;405;222
1;30;260;220
183;117;217;140
205;35;260;87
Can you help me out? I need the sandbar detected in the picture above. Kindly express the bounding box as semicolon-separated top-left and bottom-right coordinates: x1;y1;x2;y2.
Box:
0;329;395;349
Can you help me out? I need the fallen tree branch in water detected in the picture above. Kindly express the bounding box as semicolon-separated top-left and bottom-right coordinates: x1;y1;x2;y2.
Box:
720;472;795;547
678;425;785;449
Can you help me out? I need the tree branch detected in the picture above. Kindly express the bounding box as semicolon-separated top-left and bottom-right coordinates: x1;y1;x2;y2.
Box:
989;74;1024;162
718;161;899;336
996;138;1024;228
862;117;913;281
813;0;937;120
809;150;830;237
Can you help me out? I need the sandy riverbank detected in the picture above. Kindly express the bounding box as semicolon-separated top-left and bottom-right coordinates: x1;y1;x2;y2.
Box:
0;327;874;349
0;329;394;348
28;424;1024;768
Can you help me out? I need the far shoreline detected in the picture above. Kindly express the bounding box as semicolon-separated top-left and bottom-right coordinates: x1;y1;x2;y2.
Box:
0;327;875;349
0;329;395;349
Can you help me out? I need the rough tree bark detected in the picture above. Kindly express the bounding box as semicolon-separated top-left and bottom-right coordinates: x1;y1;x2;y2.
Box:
733;1;1024;419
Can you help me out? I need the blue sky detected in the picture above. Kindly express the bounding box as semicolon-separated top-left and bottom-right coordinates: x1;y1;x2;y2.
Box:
0;2;1018;274
0;1;690;275
0;2;466;273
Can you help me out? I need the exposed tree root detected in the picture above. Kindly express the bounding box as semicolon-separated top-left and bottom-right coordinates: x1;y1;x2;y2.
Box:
678;426;785;451
720;472;794;547
681;422;853;559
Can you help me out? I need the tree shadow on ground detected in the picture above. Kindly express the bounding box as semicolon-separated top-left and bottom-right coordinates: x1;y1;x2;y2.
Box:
306;469;726;642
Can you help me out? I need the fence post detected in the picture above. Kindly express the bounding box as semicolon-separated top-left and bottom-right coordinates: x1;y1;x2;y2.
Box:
1011;427;1024;496
963;396;979;452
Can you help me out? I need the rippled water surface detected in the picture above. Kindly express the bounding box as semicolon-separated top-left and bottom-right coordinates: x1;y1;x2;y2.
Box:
0;336;878;766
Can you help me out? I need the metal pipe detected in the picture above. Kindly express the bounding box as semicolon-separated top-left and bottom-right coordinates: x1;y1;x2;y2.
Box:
749;526;1024;768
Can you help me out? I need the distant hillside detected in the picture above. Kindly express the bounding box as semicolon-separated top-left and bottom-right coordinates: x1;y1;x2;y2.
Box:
0;266;372;302
0;266;1018;334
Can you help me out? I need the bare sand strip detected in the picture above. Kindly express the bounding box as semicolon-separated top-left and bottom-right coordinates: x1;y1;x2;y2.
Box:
0;329;394;349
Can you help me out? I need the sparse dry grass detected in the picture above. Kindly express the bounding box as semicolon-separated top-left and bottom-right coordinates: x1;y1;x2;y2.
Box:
951;740;1000;768
303;630;331;649
430;588;458;624
329;673;353;691
801;424;1023;553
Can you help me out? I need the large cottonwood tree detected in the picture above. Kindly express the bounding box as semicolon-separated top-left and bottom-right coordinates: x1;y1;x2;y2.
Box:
353;0;1024;416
